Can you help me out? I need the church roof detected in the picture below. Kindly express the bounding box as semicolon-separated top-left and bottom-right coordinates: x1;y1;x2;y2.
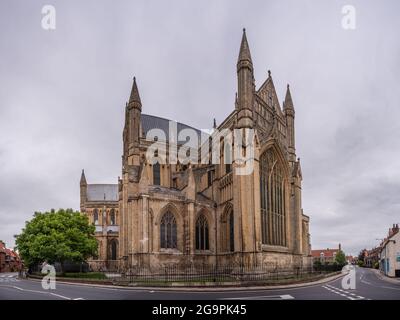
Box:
141;114;206;145
87;184;118;201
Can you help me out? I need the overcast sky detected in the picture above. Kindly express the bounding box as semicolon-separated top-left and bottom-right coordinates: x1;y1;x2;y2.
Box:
1;0;399;256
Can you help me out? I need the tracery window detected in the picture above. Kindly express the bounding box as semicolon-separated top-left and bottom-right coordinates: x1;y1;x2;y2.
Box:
160;212;177;249
195;214;209;250
260;149;286;246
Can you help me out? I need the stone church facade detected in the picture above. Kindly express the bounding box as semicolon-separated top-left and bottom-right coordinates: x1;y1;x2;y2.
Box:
80;29;312;271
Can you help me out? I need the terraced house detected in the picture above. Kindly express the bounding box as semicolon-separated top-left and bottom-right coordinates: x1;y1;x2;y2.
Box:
79;30;312;271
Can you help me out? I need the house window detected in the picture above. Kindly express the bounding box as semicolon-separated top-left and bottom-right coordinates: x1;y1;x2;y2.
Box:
160;212;177;249
195;214;209;250
153;162;160;185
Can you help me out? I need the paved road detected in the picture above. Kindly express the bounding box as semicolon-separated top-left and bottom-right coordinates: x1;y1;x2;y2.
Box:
0;267;399;300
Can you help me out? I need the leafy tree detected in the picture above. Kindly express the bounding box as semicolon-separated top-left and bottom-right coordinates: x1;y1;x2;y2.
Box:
357;249;366;266
335;250;347;265
15;209;97;274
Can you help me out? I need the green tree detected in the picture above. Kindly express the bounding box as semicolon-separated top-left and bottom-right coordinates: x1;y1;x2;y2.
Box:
335;250;347;265
15;209;97;274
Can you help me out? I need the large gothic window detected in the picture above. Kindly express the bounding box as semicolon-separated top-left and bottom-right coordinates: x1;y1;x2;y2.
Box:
260;149;286;246
160;212;177;249
153;163;160;185
195;214;209;250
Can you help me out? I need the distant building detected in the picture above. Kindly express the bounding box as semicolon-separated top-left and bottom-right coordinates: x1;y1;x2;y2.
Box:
346;255;356;264
311;244;342;264
364;247;381;268
0;241;22;272
380;224;400;277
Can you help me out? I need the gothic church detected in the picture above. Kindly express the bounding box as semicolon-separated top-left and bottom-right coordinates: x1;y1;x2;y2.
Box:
79;29;312;271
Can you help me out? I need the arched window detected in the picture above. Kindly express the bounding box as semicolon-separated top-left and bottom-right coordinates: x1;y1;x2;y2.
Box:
109;240;117;260
221;206;234;252
224;142;232;174
93;209;99;225
229;210;234;252
160;212;177;249
110;209;116;225
195;214;209;250
260;149;286;246
153;163;160;185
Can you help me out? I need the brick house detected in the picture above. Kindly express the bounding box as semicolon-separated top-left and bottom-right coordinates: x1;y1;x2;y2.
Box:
0;241;22;272
311;244;342;264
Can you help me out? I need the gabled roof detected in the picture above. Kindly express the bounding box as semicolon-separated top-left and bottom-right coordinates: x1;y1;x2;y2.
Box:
311;249;339;258
256;75;283;116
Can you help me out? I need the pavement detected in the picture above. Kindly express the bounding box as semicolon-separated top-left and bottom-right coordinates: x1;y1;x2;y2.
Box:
0;266;399;300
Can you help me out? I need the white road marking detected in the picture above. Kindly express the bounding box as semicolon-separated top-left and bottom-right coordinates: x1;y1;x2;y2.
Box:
49;293;72;300
322;285;365;300
0;285;73;300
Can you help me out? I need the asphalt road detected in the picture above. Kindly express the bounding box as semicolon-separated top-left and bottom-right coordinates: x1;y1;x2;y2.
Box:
0;267;399;300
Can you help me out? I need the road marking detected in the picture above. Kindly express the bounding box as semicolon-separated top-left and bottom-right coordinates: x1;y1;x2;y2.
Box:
323;285;366;300
222;294;295;300
49;293;72;300
0;285;73;300
73;298;85;300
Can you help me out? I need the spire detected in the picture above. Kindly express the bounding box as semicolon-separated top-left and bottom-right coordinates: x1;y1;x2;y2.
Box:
213;118;217;129
128;77;141;108
283;84;294;110
236;29;254;128
237;28;252;65
80;169;87;185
